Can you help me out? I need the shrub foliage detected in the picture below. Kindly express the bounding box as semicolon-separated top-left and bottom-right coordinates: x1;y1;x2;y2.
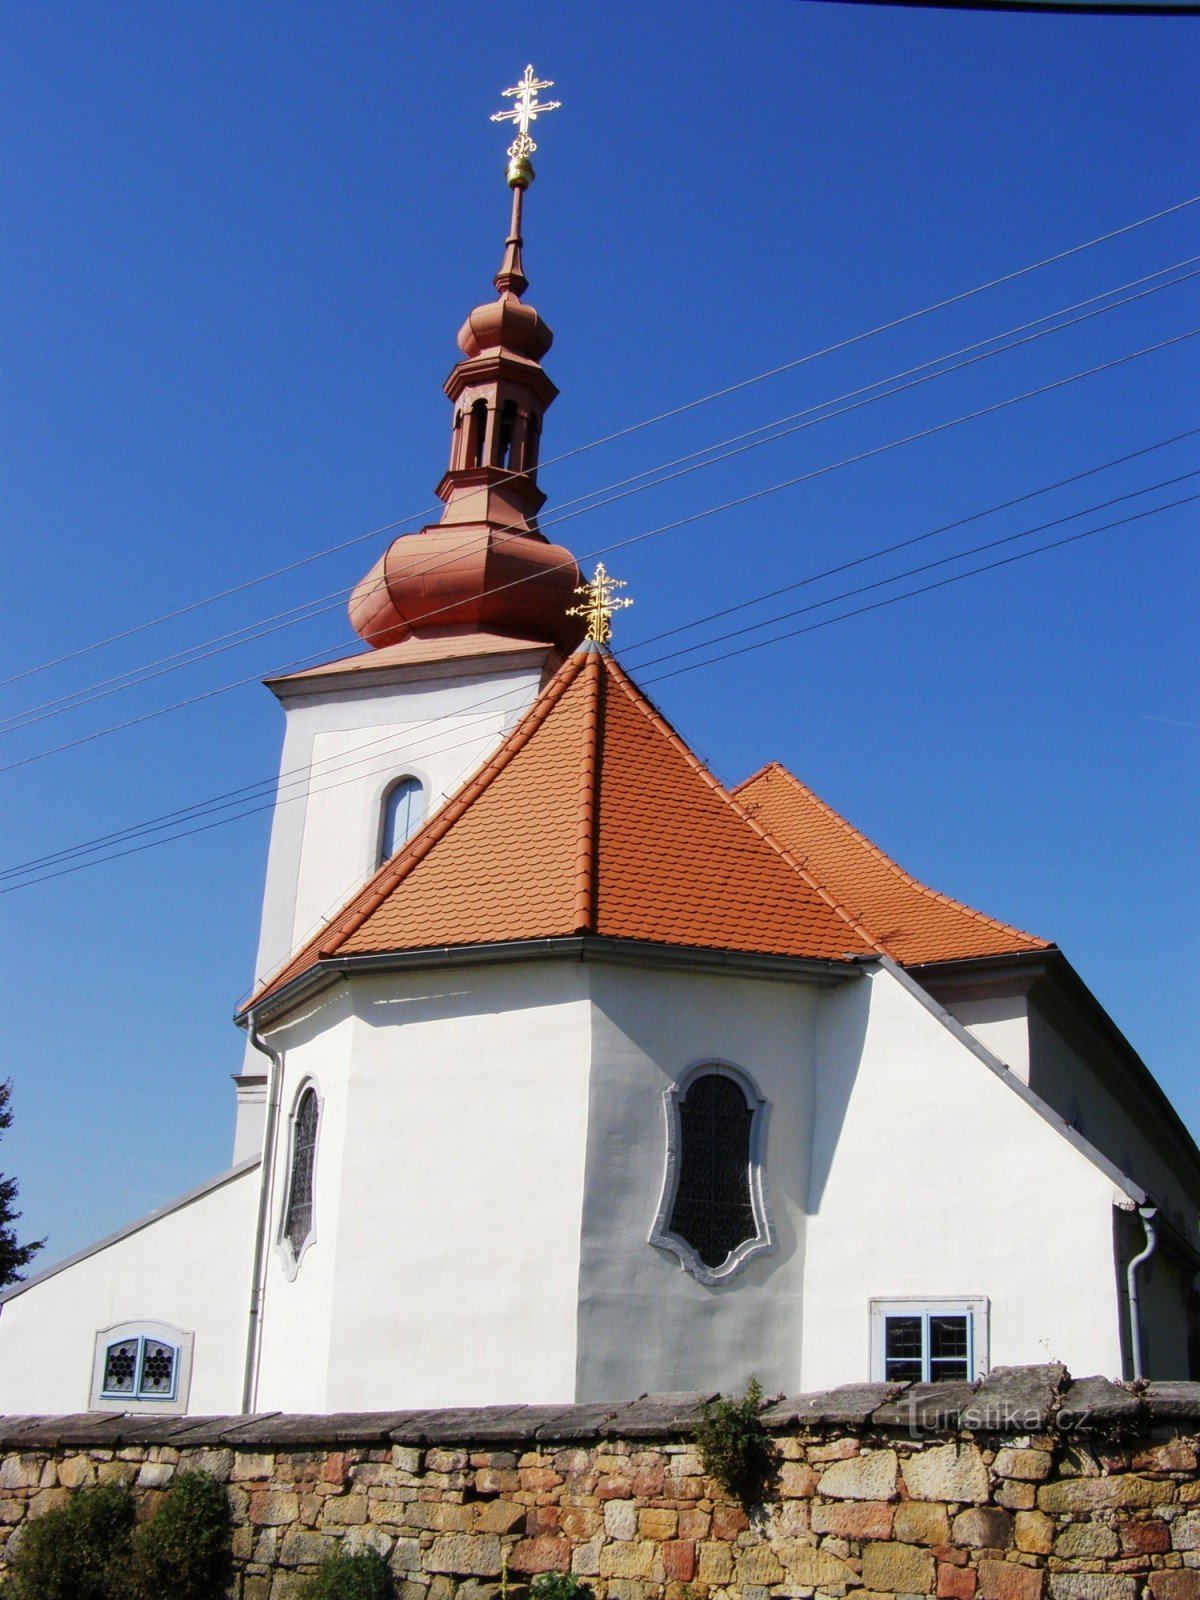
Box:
694;1375;778;1503
529;1575;596;1600
308;1544;394;1599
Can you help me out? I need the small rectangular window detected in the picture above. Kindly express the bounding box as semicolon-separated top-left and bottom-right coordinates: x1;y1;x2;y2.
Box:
100;1334;178;1401
871;1298;987;1382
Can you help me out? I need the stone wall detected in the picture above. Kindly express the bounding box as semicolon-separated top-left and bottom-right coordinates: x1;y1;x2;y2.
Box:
1;1368;1199;1600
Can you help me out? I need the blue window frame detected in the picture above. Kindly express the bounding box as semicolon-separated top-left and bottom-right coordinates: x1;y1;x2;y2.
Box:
100;1334;179;1401
380;776;424;862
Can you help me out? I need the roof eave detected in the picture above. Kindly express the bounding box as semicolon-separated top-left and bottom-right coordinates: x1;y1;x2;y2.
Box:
237;936;863;1029
910;947;1200;1201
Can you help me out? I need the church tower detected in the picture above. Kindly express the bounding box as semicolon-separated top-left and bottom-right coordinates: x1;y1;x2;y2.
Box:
235;76;584;1154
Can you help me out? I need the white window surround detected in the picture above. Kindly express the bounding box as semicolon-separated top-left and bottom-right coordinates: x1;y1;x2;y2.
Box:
649;1060;776;1286
89;1320;194;1414
375;770;429;867
869;1297;990;1383
276;1079;323;1281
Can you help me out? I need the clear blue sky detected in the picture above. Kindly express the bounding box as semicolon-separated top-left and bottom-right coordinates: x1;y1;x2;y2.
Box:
2;1;1197;1264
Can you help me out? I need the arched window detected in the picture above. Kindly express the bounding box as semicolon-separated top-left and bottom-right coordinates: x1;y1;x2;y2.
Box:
468;399;488;469
650;1065;775;1284
497;399;518;470
379;775;424;862
282;1086;319;1264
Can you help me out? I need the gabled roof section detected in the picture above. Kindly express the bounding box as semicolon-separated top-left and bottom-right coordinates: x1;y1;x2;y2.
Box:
735;761;1050;967
246;649;877;1013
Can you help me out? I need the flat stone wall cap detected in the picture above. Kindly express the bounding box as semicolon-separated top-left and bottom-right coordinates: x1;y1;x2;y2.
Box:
531;1402;626;1442
227;1412;413;1446
169;1413;283;1447
3;1413;128;1447
1057;1376;1143;1428
1142;1381;1200;1421
872;1380;978;1428
603;1392;716;1438
388;1406;531;1444
762;1383;905;1429
970;1363;1068;1430
0;1416;54;1447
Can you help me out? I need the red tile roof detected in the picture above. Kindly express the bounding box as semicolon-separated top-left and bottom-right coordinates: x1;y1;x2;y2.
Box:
735;761;1050;966
248;649;878;1010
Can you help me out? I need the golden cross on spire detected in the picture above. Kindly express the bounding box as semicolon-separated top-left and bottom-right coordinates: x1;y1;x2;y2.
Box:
568;563;633;645
491;65;561;179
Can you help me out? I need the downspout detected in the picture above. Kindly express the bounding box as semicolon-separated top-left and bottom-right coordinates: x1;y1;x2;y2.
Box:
242;1011;284;1413
1127;1203;1159;1382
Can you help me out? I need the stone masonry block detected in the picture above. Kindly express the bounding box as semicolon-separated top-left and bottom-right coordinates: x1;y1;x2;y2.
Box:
1055;1524;1120;1559
1048;1578;1139;1600
940;1562;980;1600
426;1534;504;1577
1040;1478;1176;1513
977;1559;1045;1600
812;1498;896;1539
896;1500;952;1545
1016;1512;1056;1555
953;1507;1015;1549
1149;1574;1200;1600
818;1448;899;1501
905;1443;991;1505
605;1499;638;1541
995;1449;1053;1482
862;1539;937;1593
776;1541;859;1588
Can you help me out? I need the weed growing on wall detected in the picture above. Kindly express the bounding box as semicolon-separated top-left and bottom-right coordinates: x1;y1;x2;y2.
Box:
530;1575;596;1600
694;1376;777;1503
308;1545;394;1599
1;1471;231;1600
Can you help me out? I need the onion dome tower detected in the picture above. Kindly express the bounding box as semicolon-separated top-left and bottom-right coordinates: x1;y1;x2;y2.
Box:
349;68;585;654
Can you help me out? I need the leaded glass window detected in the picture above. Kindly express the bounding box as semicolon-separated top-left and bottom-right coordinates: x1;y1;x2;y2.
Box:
284;1087;319;1259
101;1335;177;1400
380;776;424;862
668;1072;756;1271
878;1305;979;1383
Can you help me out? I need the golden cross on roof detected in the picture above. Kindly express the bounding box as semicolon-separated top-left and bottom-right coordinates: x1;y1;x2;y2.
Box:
491;65;561;165
568;563;633;645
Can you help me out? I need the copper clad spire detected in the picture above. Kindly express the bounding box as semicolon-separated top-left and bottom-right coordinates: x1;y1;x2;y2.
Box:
346;69;584;656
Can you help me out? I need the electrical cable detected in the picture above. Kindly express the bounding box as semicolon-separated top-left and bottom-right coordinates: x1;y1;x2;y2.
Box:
3;322;1197;773
4;191;1197;693
6;254;1197;734
3;469;1193;893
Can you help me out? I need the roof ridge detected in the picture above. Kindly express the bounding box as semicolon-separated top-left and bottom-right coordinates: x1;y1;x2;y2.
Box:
245;649;590;1008
601;657;881;957
572;648;604;933
739;763;1048;951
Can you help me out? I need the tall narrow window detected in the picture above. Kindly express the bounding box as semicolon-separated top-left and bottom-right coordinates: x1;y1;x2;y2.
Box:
283;1087;319;1263
651;1065;774;1283
380;776;424;862
497;399;518;470
525;411;540;470
468;399;488;469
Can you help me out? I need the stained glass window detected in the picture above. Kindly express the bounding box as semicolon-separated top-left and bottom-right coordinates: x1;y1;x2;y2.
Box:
668;1072;756;1271
380;776;425;862
101;1336;177;1400
284;1087;319;1259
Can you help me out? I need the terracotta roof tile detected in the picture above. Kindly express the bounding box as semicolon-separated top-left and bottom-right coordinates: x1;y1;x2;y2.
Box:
248;650;876;1010
734;761;1050;966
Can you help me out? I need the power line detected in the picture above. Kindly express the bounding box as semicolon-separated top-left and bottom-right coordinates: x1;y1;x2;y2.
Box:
4;191;1197;693
5;271;1198;745
2;323;1194;776
7;430;1189;882
3;469;1193;894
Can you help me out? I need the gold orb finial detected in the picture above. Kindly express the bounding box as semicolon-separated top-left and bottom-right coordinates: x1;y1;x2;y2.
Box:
568;563;633;645
491;64;561;188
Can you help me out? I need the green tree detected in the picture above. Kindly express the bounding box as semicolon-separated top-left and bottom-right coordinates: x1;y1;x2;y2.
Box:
0;1080;43;1287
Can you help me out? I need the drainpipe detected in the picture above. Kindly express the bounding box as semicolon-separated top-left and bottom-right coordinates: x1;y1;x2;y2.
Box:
1127;1204;1159;1382
242;1012;284;1414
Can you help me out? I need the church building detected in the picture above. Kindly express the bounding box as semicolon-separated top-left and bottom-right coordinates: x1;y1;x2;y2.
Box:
2;71;1197;1418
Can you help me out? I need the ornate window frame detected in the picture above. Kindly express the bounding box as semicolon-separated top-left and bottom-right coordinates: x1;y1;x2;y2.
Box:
89;1320;194;1414
649;1060;776;1285
276;1079;322;1281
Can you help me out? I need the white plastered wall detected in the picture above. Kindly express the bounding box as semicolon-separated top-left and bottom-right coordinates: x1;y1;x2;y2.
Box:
575;964;823;1403
253;962;593;1411
949;994;1032;1082
801;962;1132;1388
0;1164;258;1415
